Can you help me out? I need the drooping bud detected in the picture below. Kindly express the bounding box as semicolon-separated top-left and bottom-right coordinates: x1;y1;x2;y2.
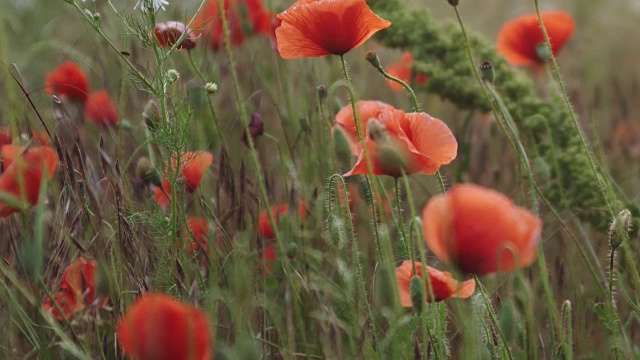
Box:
410;275;425;314
143;99;162;130
166;69;180;84
136;157;162;187
366;51;384;74
609;209;632;250
242;112;265;147
480;61;495;84
536;43;551;63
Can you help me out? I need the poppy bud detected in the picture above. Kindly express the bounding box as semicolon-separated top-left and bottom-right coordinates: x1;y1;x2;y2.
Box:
317;85;327;102
328;215;347;249
499;300;517;342
480;61;495;84
136;157;162;187
375;265;397;309
536;43;551;63
166;69;180;84
367;119;410;178
242;112;265;147
410;275;425;314
205;82;218;94
143;99;162;129
447;0;459;6
609;209;632;250
365;51;384;73
333;127;353;166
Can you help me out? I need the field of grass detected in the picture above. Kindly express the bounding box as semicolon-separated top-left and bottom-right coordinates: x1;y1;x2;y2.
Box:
1;0;640;359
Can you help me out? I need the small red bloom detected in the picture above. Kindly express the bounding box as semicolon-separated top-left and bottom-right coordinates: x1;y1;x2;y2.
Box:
262;244;277;273
258;203;307;240
154;152;214;207
185;216;209;255
45;61;89;103
395;261;475;307
334;100;395;156
0;128;11;147
497;11;575;68
154;21;197;50
344;109;457;178
191;0;272;51
0;146;58;217
386;52;428;92
275;0;391;59
422;184;542;275
84;90;119;127
42;258;107;320
116;293;213;360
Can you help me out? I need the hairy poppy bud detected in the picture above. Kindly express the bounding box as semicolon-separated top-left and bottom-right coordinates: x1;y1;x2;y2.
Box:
242;112;265;147
480;61;495;84
367;119;410;178
366;51;384;73
166;69;180;84
143;99;162;129
609;209;632;250
410;275;425;314
536;43;551;63
136;157;162;187
333;127;353;166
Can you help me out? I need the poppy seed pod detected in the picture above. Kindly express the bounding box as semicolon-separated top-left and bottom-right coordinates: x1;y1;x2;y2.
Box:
242;112;265;147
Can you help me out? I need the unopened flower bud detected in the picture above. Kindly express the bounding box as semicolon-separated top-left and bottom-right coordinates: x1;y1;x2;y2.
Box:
333;127;353;166
205;82;218;94
480;61;495;84
375;265;397;309
136;157;162;187
143;99;162;129
366;51;384;73
609;209;632;250
367;119;410;178
536;43;551;63
410;275;425;314
166;69;180;84
242;112;265;147
316;85;327;102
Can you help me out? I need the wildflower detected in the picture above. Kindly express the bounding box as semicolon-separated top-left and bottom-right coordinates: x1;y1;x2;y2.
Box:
344;109;457;178
1;145;24;171
242;112;265;147
395;261;475;307
262;244;277;273
42;258;107;320
385;52;428;91
116;293;212;360
422;184;542;275
497;11;575;68
275;0;391;59
0;146;58;217
191;0;272;52
143;99;162;129
204;82;218;94
84;90;119;127
334;100;395;155
258;203;307;240
44;61;89;103
154;151;214;207
166;69;180;84
154;21;196;50
134;0;169;12
185;216;209;255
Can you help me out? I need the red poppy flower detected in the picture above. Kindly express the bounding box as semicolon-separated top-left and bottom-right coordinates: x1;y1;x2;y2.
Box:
258;203;307;239
275;0;391;59
84;90;119;127
154;152;214;207
422;184;542;275
335;100;395;156
1;145;22;171
116;293;213;360
344;109;457;178
185;217;209;255
497;11;575;68
386;52;428;91
0;146;58;217
395;260;475;307
191;0;272;51
154;21;197;50
42;258;107;320
45;61;89;103
262;244;277;273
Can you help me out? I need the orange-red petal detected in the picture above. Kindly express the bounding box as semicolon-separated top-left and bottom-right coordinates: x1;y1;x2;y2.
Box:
45;61;89;103
275;0;391;59
395;261;475;308
84;90;119;127
334;100;395;155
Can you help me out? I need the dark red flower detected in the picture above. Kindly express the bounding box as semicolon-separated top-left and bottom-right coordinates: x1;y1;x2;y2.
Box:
497;11;575;68
242;112;265;147
154;21;197;50
45;61;89;103
275;0;391;59
84;90;119;127
0;146;58;217
395;261;475;307
116;293;213;360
